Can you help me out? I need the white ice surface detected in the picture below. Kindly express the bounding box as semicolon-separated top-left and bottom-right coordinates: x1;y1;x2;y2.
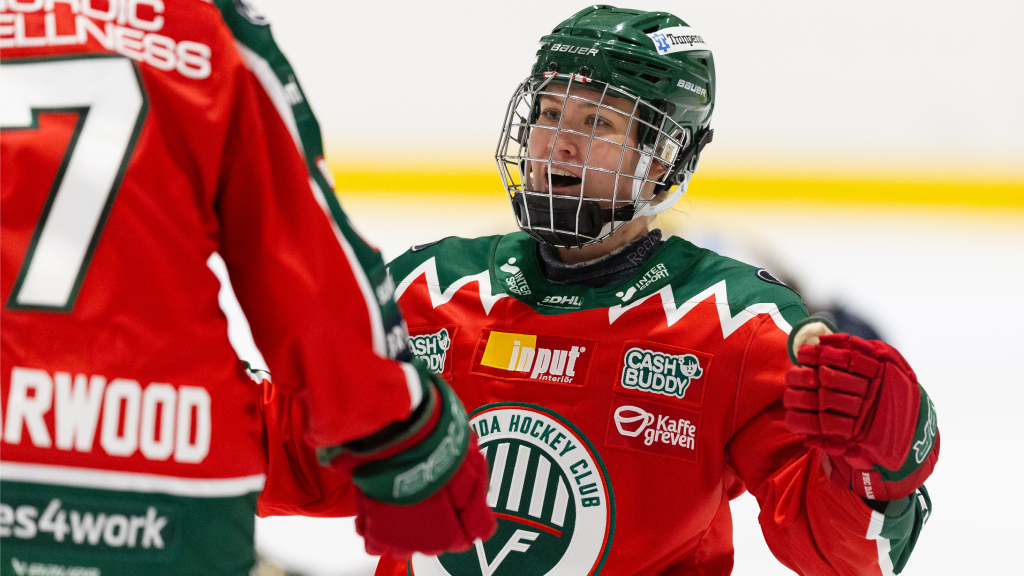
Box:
213;192;1024;575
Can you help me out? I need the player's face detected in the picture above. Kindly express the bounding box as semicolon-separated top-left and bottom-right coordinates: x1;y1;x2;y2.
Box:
527;84;665;204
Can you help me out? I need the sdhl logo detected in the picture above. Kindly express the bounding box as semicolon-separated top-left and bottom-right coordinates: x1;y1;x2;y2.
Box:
473;331;595;387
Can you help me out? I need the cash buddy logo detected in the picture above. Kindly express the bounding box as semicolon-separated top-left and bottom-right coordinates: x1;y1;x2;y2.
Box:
409;328;452;374
411;403;614;576
474;331;594;387
620;347;703;400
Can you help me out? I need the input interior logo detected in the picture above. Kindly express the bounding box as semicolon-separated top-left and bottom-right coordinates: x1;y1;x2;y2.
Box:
606;396;700;462
473;331;595;387
411;403;614;576
409;327;453;374
618;343;707;403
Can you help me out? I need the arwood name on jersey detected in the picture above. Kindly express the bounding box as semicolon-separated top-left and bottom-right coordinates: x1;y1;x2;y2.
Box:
380;232;932;576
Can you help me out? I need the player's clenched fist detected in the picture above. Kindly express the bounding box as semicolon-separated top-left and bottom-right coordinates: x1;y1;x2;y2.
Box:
320;375;496;557
784;321;939;501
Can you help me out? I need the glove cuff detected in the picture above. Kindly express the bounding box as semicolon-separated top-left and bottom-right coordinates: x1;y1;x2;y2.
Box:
349;376;471;505
786;316;839;365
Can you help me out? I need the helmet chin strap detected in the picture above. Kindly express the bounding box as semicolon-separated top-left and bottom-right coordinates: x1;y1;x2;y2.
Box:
633;156;700;218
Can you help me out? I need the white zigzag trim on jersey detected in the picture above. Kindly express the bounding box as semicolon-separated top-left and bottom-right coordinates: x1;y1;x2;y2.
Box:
867;509;896;575
1;462;266;498
394;257;507;315
608;280;793;337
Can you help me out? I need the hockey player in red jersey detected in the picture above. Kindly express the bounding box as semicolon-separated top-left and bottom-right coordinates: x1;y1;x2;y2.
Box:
0;2;493;574
376;6;937;576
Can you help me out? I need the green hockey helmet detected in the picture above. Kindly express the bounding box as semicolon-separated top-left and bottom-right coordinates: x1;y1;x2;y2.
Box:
496;5;716;248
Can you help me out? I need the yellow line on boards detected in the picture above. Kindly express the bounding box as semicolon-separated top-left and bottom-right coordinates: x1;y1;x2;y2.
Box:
330;169;1024;211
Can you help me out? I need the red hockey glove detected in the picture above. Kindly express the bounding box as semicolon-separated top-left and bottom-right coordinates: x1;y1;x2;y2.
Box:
319;374;496;557
784;319;938;501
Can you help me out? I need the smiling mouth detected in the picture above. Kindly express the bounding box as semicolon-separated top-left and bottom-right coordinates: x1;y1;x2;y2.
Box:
546;166;582;189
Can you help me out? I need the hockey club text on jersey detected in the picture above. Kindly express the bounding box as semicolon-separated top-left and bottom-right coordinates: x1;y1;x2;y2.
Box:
408;328;452;374
3;367;211;463
474;330;594;387
0;3;212;80
0;498;168;551
606;395;700;461
414;404;613;576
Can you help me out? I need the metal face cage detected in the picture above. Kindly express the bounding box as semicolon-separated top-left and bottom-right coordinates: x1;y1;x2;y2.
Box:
495;72;690;248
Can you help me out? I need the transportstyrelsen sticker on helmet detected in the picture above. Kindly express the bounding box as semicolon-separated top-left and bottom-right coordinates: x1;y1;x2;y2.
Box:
614;341;712;406
411;403;614;576
647;26;710;56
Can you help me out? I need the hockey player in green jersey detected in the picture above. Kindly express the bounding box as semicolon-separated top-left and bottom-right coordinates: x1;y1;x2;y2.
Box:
377;6;938;576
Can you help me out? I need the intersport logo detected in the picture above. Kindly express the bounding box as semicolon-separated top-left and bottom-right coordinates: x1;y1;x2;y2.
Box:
473;330;595;387
605;395;700;462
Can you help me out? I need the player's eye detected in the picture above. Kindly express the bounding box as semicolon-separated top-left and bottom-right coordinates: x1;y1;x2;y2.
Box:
586;114;611;129
539;108;561;123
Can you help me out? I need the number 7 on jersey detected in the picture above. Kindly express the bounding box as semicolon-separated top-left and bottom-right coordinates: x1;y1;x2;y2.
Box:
1;56;147;311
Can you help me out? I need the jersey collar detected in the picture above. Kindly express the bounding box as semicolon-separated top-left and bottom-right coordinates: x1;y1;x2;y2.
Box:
491;232;707;315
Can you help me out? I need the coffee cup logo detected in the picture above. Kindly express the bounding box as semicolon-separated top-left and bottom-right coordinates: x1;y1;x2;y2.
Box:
613;405;654;437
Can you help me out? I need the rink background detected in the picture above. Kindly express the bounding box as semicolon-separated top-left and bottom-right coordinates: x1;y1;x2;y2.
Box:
221;1;1024;574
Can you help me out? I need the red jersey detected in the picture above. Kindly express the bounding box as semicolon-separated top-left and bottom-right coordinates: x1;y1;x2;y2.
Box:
1;2;420;574
376;233;933;576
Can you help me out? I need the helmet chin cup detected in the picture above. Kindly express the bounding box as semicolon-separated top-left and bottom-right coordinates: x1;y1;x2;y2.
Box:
512;192;635;248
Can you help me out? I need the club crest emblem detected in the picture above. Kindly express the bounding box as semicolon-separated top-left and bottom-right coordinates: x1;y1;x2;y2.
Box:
410;403;614;575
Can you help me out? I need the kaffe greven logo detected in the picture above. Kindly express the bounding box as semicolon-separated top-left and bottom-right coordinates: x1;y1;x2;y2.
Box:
472;330;595;387
605;395;700;462
411;403;614;576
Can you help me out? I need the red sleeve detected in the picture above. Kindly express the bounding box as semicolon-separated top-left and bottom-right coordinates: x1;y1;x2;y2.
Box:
214;44;418;448
726;313;894;575
207;15;429;516
256;374;356;517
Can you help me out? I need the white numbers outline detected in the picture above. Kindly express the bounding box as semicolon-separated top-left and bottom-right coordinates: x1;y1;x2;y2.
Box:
1;55;148;312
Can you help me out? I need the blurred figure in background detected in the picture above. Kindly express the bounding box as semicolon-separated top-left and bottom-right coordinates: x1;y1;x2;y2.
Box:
0;2;492;574
686;229;885;341
381;6;936;575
